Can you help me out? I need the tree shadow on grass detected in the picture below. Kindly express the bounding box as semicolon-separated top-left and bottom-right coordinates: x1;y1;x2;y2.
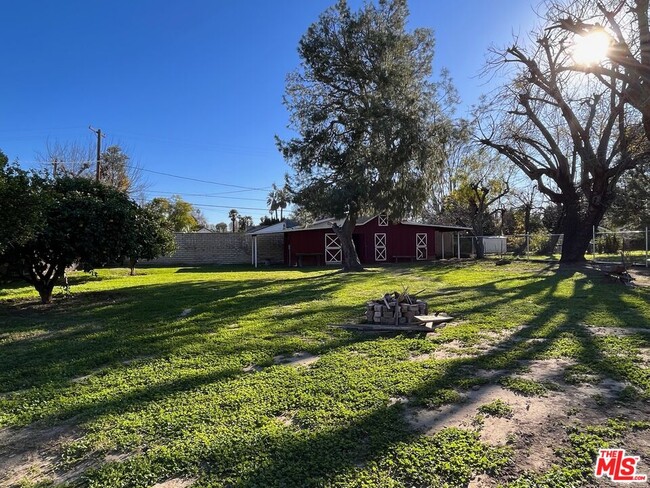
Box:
2;265;649;487
0;272;360;393
217;270;650;487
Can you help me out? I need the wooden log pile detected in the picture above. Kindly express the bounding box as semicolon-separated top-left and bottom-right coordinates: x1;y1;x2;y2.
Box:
364;289;428;325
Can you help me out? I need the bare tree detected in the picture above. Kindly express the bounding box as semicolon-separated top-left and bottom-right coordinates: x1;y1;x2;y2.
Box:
546;0;650;140
36;140;93;177
480;19;650;262
36;140;147;196
427;119;473;216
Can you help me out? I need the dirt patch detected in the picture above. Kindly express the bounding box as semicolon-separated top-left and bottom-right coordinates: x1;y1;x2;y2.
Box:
152;478;196;488
275;414;295;427
0;422;82;487
242;352;320;373
515;358;574;383
584;326;650;336
273;352;320;367
121;355;154;365
70;374;93;383
629;268;650;287
243;364;263;373
468;474;498;487
411;340;476;360
104;452;132;463
405;358;646;478
388;396;410;406
617;428;650;482
409;353;433;361
638;348;650;365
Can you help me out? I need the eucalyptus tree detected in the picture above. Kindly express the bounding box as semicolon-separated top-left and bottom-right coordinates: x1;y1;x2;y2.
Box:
277;0;449;271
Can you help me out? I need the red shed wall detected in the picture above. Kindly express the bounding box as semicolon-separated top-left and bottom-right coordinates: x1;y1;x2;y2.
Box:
284;217;437;265
285;229;328;265
356;218;436;262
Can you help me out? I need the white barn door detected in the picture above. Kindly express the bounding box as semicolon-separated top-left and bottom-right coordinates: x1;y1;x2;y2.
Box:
325;233;342;264
374;233;387;261
416;233;427;260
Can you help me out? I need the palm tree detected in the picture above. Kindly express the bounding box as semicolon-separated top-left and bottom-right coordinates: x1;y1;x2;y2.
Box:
238;215;253;232
228;209;239;233
267;184;280;220
276;185;291;220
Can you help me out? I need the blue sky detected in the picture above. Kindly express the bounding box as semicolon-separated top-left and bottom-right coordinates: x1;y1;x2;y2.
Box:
0;0;537;225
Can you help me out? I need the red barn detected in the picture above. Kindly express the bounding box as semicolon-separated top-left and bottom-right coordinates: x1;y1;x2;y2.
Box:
282;215;470;266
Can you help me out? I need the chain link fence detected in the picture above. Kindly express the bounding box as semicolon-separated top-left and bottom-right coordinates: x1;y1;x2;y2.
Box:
454;227;649;267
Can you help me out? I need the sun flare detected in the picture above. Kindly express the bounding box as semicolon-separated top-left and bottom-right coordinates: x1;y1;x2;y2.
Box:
572;30;611;65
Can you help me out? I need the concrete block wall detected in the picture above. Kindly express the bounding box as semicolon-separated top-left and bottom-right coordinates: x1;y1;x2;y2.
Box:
151;233;284;266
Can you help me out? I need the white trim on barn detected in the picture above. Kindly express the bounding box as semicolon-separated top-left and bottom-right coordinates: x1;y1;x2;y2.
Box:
416;233;428;260
374;233;387;261
325;233;342;264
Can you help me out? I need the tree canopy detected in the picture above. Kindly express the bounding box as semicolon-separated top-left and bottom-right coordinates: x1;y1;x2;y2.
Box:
278;0;448;270
607;159;650;229
0;159;174;302
0;152;43;256
228;209;239;233
146;195;201;232
124;206;176;275
439;149;511;258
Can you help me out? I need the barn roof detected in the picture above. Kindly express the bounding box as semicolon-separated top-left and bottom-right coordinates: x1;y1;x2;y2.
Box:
289;216;375;231
284;216;470;233
400;221;472;231
247;220;300;236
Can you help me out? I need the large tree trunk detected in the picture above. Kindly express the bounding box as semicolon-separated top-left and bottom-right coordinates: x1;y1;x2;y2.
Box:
332;215;363;272
35;281;56;304
559;202;606;263
473;236;485;259
26;264;65;304
471;214;486;259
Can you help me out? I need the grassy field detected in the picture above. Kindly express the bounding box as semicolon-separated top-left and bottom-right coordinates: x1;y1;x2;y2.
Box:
0;261;649;487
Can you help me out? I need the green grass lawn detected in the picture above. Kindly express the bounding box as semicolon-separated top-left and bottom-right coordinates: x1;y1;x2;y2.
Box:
1;261;649;487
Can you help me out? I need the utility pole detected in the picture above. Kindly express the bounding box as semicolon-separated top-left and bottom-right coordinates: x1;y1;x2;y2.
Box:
89;126;105;182
52;158;58;177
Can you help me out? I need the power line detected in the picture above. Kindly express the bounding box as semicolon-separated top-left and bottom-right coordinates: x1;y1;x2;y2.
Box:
141;190;267;202
111;130;276;156
204;189;270;196
187;202;269;212
24;160;273;193
124;164;271;191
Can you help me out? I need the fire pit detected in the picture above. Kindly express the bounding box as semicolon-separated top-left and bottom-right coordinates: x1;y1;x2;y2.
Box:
365;290;428;325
